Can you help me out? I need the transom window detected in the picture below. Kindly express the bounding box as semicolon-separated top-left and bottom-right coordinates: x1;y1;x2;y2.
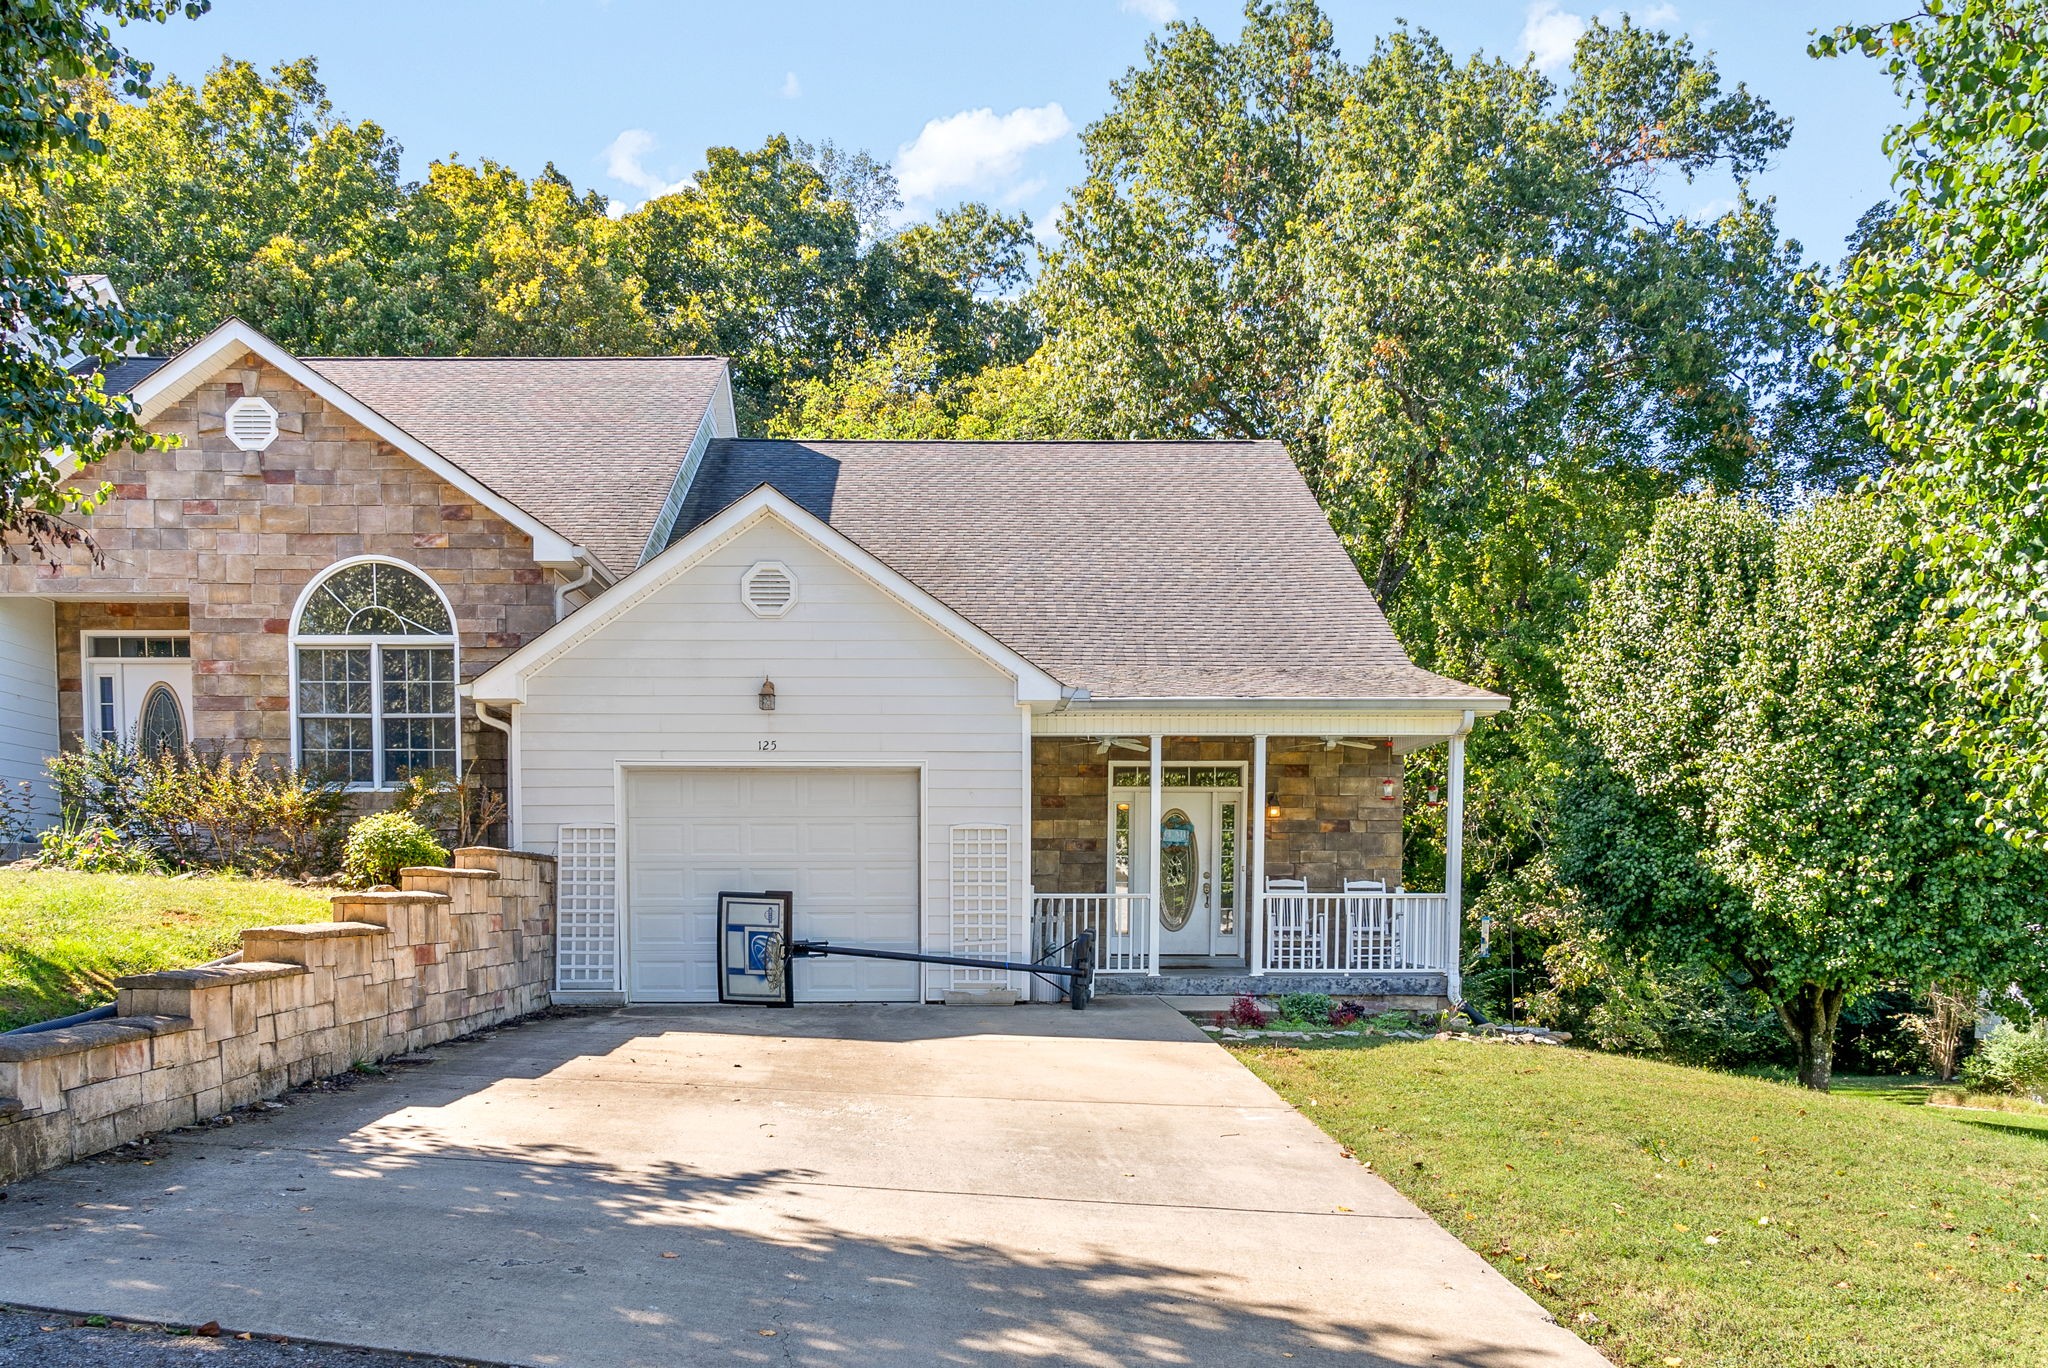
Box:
292;559;458;788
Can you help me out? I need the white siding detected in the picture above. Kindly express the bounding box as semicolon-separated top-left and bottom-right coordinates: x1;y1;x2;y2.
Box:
515;520;1029;1001
0;598;58;826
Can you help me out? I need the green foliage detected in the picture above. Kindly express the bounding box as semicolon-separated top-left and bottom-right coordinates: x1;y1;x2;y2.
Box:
1814;1;2048;844
0;0;203;557
1274;992;1334;1026
37;821;164;875
389;768;507;850
340;810;448;888
44;740;349;876
1558;493;2048;1088
1959;1022;2048;1097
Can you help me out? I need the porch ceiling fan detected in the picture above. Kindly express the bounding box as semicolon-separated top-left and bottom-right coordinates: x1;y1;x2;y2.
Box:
1095;737;1150;754
1321;737;1386;751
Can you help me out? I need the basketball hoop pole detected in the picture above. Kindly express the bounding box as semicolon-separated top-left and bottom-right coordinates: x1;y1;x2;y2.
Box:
786;929;1097;1010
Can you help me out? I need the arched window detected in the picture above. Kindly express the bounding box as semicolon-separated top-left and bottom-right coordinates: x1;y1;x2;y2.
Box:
291;558;459;788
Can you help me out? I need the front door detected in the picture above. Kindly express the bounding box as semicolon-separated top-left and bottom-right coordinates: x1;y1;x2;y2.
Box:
1118;779;1245;961
1156;792;1216;956
84;635;192;752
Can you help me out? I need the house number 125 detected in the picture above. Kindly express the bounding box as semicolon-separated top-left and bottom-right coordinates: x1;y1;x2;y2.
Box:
757;740;778;751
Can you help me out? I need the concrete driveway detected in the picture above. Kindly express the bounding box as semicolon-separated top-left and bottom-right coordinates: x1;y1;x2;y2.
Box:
0;1000;1604;1367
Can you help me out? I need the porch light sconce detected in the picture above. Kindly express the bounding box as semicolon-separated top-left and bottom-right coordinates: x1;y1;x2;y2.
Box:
758;677;777;711
1265;791;1282;820
1379;777;1398;802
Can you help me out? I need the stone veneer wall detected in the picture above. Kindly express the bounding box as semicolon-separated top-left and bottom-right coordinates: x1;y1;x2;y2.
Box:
1030;736;1405;895
0;358;565;788
0;848;554;1185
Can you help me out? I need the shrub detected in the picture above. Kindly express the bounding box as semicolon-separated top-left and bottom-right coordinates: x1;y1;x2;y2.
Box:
1223;994;1270;1028
341;811;449;888
45;740;350;877
38;821;164;874
1960;1022;2048;1097
1329;999;1367;1028
1275;992;1334;1026
0;779;33;845
391;768;509;850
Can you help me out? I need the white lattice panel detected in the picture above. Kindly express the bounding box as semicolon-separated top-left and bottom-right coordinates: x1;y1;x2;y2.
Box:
556;824;619;990
949;825;1012;987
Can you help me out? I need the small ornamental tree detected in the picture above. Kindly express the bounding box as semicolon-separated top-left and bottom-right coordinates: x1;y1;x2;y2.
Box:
1559;494;2048;1089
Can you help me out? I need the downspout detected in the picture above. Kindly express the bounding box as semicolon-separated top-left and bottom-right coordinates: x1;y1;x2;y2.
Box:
554;558;597;621
475;700;517;847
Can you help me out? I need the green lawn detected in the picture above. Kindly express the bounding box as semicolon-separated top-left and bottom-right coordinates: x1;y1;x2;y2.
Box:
1235;1040;2047;1367
0;870;332;1029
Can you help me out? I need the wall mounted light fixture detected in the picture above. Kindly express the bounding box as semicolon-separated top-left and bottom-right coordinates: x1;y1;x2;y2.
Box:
758;677;777;711
1265;791;1282;819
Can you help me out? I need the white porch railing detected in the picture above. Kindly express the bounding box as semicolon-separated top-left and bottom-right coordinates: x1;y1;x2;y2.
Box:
1258;892;1456;974
1031;893;1153;974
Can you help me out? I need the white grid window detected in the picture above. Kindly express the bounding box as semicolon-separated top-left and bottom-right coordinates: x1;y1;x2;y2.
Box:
291;558;458;788
556;824;620;991
949;825;1012;988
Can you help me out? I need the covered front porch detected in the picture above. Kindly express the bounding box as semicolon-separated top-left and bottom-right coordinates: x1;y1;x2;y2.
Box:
1026;711;1473;1003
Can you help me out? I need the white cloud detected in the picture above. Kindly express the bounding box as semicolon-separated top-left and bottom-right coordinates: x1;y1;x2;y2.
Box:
1521;2;1681;75
1120;0;1179;22
894;104;1075;204
780;71;802;99
1521;1;1588;74
601;128;691;206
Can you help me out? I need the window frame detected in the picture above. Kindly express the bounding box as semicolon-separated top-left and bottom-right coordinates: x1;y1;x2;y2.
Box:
288;556;461;790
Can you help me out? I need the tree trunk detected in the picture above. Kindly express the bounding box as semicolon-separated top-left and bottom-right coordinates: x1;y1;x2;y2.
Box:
1773;983;1848;1091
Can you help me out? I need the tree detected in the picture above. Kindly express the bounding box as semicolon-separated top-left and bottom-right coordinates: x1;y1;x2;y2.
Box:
1;0;206;558
1035;1;1880;985
1814;2;2048;844
1559;494;2048;1089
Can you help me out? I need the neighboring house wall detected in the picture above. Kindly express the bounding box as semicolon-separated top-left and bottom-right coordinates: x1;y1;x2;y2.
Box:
0;599;59;825
1030;736;1404;894
513;517;1030;978
0;359;563;786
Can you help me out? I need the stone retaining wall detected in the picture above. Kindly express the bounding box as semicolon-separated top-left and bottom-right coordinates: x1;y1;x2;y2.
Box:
0;847;554;1184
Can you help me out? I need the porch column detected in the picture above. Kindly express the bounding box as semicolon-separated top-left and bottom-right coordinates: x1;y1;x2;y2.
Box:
1250;733;1268;976
1147;735;1164;978
1445;728;1467;1004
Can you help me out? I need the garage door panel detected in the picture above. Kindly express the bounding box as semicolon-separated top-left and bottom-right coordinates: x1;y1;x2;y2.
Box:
627;767;920;1003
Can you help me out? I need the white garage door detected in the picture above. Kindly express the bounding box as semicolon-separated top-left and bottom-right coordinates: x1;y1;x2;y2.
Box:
625;768;921;1003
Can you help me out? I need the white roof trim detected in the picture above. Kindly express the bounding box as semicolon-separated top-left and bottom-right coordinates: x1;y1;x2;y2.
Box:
472;485;1068;705
126;318;584;567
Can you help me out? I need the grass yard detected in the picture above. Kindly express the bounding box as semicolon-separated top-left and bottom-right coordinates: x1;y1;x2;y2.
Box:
1236;1040;2047;1368
0;870;331;1030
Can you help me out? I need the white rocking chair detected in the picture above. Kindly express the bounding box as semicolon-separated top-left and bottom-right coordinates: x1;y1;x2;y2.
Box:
1263;877;1323;972
1342;878;1392;971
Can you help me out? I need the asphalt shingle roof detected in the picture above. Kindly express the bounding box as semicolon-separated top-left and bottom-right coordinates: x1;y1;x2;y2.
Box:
68;354;170;393
671;439;1503;703
305;357;725;577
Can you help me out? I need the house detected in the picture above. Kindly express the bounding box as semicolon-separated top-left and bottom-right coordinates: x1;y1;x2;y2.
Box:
0;319;1507;1006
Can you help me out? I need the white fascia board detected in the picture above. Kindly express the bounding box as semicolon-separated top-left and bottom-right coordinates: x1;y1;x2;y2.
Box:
709;366;738;437
473;485;1067;706
126;318;584;567
1046;694;1510;715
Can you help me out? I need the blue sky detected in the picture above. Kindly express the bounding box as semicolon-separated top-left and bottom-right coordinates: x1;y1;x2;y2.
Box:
123;0;1902;265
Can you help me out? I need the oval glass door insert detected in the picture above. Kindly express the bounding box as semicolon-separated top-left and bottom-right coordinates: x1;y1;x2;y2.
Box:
1159;808;1197;931
137;682;186;754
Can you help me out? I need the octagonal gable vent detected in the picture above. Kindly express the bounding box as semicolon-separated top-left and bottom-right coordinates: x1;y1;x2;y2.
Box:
741;561;797;618
224;396;279;452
